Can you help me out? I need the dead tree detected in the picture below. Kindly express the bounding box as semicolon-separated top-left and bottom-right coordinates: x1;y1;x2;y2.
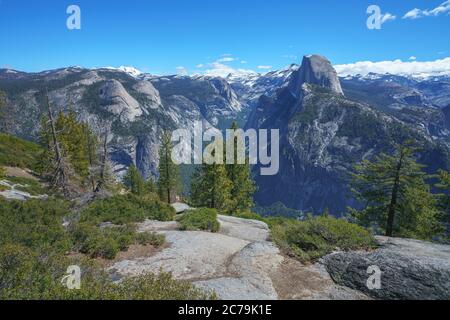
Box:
44;89;71;197
95;123;111;193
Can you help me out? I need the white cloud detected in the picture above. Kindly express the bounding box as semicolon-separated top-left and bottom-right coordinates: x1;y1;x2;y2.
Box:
203;62;256;78
196;64;204;68
257;65;273;70
176;66;188;76
403;8;421;19
381;13;396;24
335;57;450;78
403;1;450;19
409;56;417;61
240;60;247;64
218;57;235;62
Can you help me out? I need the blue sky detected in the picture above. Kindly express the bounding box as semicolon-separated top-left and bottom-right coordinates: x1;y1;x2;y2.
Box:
0;0;449;75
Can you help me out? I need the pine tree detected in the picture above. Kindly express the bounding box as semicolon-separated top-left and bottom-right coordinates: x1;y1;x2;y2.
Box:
145;177;157;194
157;131;181;203
39;92;73;196
56;111;90;180
225;122;256;214
81;122;99;191
436;170;450;212
94;126;115;193
191;139;232;211
351;143;444;239
38;92;112;195
123;164;145;196
397;183;444;240
436;170;450;232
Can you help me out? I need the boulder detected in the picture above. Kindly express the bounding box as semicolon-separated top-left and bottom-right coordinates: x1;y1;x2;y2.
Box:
322;236;450;300
218;215;270;242
171;202;193;214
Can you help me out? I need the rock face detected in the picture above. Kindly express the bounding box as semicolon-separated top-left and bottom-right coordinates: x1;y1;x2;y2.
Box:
323;236;450;300
0;68;243;180
108;215;368;300
0;58;449;215
444;105;450;130
340;73;450;141
109;215;280;299
99;80;142;122
246;56;449;214
290;55;344;96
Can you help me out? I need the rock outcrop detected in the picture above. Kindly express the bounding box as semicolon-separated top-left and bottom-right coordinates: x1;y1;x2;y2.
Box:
0;58;449;214
322;236;450;300
108;215;368;300
290;55;344;96
99;79;143;122
246;56;449;214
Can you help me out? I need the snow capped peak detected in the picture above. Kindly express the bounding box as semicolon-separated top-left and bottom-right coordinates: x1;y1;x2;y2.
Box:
335;57;450;80
102;66;143;77
3;69;18;74
226;71;261;85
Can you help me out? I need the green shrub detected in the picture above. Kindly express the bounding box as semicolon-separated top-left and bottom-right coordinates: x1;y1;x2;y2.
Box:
0;134;42;170
71;224;166;260
0;166;5;178
80;193;176;225
0;198;72;253
232;210;266;222
114;272;217;300
71;223;136;259
270;216;376;263
0;184;10;192
0;244;215;300
4;176;47;196
0;197;212;300
178;208;220;232
135;232;165;247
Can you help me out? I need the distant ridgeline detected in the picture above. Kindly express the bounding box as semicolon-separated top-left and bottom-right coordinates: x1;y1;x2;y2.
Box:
0;54;449;216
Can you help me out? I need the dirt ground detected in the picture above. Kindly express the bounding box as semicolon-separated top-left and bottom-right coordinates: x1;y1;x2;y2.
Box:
270;256;370;300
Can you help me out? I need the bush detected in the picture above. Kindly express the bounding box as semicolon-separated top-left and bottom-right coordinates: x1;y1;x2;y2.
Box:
0;166;5;178
178;208;220;232
231;210;266;222
80;193;176;225
0;197;212;300
0;198;72;254
270;216;376;263
4;176;47;196
71;224;166;260
0;244;215;300
135;232;165;247
115;272;217;300
71;223;136;259
0;133;42;171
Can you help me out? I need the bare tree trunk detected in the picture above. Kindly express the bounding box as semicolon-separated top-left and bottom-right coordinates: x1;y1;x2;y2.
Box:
86;128;96;192
45;89;70;196
165;146;171;203
95;127;109;193
386;149;405;237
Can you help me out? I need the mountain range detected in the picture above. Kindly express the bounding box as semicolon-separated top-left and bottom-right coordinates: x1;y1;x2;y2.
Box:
0;54;449;214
